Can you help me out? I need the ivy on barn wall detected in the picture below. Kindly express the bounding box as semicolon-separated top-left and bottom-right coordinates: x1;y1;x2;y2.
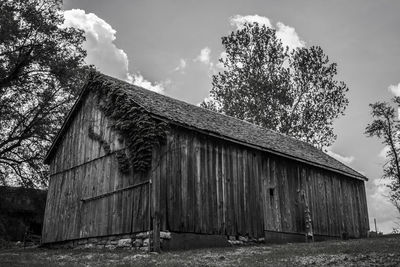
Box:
85;72;168;174
87;125;111;154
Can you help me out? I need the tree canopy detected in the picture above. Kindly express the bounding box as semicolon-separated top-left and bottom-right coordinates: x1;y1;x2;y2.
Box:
201;23;349;149
0;0;88;187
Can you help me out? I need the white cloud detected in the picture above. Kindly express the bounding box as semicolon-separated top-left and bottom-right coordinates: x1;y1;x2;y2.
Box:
194;47;215;75
63;9;164;93
230;14;272;29
276;22;305;50
326;148;355;165
132;73;165;94
388;82;400;97
195;47;211;64
63;9;131;82
229;15;305;50
173;59;187;73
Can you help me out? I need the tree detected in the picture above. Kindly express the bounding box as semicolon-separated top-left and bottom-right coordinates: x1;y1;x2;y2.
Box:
365;98;400;222
0;0;88;187
201;23;349;149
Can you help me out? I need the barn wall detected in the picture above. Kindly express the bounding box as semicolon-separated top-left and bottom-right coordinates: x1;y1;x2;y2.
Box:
42;93;150;244
155;127;369;239
43;92;369;245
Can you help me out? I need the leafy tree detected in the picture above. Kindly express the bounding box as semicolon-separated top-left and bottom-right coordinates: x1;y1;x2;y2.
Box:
0;0;88;187
201;23;349;149
365;99;400;220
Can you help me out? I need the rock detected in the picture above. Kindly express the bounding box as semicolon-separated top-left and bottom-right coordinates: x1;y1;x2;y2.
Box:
160;231;171;239
139;246;149;252
84;243;94;249
117;238;132;248
136;232;149;238
133;239;143;247
105;244;116;250
238;236;248;242
228;240;243;245
143;238;149;247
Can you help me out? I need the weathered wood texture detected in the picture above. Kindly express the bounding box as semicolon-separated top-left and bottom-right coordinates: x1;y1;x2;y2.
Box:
43;92;369;244
42;93;150;243
156;127;369;239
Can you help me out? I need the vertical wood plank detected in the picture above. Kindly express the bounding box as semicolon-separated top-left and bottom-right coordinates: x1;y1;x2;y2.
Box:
152;146;161;252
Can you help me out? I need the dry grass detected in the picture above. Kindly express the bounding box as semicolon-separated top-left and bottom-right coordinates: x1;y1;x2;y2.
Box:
0;235;399;266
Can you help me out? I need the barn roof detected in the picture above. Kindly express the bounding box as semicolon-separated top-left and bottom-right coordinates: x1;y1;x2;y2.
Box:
45;72;366;180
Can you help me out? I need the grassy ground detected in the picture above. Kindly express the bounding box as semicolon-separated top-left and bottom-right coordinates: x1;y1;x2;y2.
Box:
0;235;399;266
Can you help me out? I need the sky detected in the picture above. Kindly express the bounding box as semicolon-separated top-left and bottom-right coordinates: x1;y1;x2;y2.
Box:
63;0;400;233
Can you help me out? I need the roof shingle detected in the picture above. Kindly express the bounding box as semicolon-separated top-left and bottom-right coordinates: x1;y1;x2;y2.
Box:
105;74;365;180
45;73;366;180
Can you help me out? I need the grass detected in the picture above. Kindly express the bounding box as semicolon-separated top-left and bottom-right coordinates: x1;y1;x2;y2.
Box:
0;235;399;266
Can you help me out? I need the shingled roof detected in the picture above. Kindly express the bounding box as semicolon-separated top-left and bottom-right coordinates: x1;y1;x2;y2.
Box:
45;72;366;180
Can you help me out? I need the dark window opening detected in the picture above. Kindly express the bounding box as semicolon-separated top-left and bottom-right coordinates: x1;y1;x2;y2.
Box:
269;188;274;203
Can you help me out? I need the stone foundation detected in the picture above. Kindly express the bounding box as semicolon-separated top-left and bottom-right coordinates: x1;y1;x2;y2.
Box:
159;232;265;250
44;231;283;251
43;231;341;251
42;231;172;251
227;235;265;246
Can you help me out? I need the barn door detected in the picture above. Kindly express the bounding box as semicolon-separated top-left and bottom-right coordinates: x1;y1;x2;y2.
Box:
262;158;281;234
262;159;310;242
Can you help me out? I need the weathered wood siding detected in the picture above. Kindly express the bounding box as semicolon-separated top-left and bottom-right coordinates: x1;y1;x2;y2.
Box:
43;92;369;244
155;127;369;239
42;93;150;243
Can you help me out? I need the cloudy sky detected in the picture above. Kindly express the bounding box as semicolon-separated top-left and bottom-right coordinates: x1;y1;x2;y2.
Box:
63;0;400;233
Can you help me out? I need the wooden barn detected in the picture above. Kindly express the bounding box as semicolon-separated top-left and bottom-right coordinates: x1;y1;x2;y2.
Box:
42;72;369;251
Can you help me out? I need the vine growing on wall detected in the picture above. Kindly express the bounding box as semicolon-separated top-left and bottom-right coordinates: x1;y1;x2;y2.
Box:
87;125;112;154
86;72;168;174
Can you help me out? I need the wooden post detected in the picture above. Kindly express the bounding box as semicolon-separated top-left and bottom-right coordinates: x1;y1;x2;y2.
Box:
152;180;161;252
148;179;152;252
151;149;161;252
301;189;314;242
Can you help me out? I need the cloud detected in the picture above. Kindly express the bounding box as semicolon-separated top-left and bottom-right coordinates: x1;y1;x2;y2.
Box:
195;47;211;65
132;73;165;94
388;82;400;97
174;59;187;73
229;15;305;50
63;9;164;93
276;22;306;50
326;148;355;165
230;14;272;29
193;47;215;74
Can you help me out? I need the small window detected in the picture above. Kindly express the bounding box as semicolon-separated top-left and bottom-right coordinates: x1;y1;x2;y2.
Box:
269;188;274;202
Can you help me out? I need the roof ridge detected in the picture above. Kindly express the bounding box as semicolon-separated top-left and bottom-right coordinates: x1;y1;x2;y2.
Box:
44;72;366;180
104;74;364;179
